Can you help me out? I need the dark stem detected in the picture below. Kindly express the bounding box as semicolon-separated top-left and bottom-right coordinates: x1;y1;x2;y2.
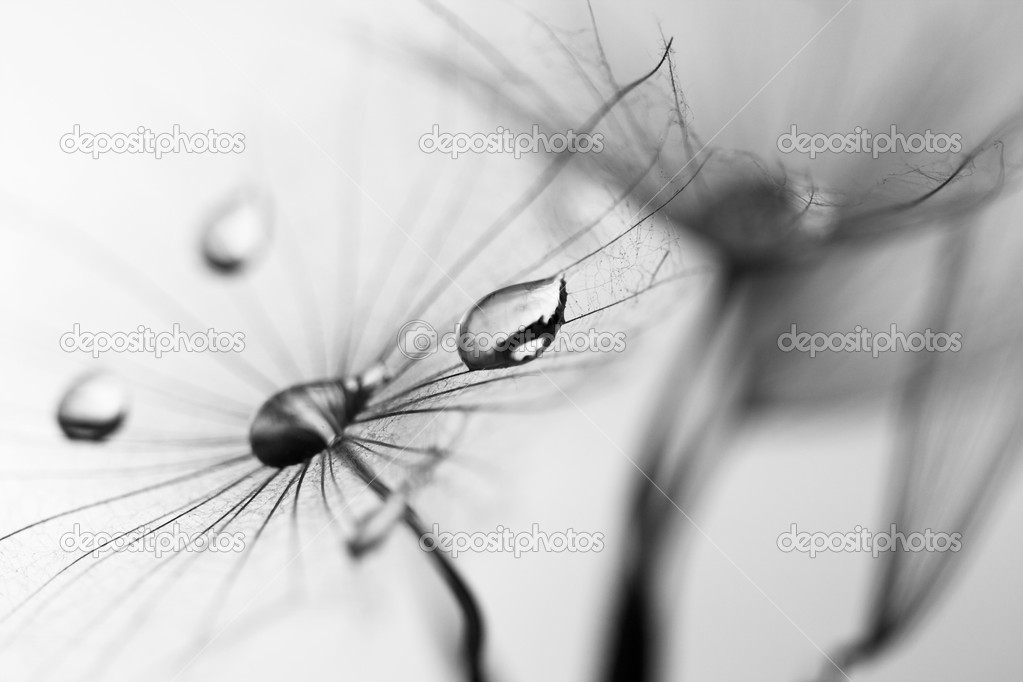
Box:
342;446;487;682
603;270;745;682
405;508;488;682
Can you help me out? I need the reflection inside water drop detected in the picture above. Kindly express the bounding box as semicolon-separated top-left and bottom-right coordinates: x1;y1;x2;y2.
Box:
57;372;129;441
457;275;567;371
201;190;272;273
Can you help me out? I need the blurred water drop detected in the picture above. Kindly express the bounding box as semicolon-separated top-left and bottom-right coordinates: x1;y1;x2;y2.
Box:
347;485;409;557
57;372;129;441
457;275;567;371
344;362;393;400
201;190;272;273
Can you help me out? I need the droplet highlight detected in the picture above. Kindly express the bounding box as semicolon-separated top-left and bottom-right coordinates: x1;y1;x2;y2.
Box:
57;372;129;441
201;191;272;274
457;275;567;371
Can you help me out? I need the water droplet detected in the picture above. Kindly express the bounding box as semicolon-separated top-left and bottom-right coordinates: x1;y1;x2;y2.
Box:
343;362;393;400
457;275;567;371
251;365;395;468
347;486;409;557
201;191;272;273
249;380;349;468
57;372;129;441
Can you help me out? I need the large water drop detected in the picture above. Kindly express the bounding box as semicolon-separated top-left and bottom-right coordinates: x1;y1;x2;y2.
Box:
250;364;394;468
57;372;129;441
249;381;349;468
201;191;272;273
457;275;567;371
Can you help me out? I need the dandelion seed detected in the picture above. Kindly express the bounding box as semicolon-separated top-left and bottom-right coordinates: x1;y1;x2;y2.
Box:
0;7;708;682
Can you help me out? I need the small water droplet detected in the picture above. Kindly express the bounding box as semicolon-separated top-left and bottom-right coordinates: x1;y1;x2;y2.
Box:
201;191;272;274
343;362;393;400
57;372;129;441
249;381;348;468
457;275;567;371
